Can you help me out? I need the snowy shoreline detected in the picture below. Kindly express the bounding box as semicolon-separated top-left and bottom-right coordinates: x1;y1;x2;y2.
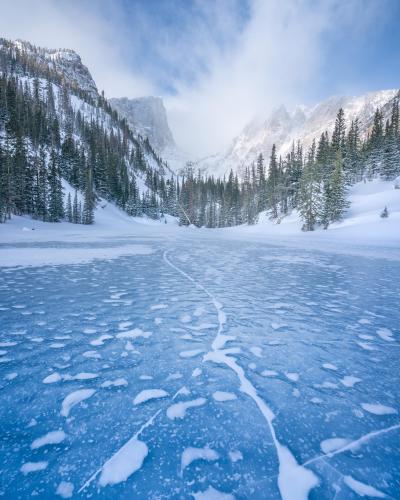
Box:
1;178;399;267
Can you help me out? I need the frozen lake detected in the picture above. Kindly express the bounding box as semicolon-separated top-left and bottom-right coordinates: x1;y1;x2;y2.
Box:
0;237;399;499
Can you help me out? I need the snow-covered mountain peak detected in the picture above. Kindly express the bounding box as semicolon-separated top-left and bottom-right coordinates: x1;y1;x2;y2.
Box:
0;38;97;97
203;88;399;176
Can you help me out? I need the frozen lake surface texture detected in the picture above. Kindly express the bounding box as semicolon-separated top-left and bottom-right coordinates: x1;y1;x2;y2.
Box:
0;236;399;499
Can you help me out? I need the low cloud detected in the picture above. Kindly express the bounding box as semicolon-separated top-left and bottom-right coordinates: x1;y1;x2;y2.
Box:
0;0;386;157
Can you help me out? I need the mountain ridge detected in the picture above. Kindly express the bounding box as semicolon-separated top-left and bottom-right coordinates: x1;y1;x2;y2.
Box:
196;88;399;176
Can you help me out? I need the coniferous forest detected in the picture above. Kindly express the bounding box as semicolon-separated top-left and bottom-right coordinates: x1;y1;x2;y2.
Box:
1;40;399;230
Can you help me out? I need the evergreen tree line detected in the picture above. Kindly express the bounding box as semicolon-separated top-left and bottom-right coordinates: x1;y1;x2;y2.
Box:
175;100;400;230
0;69;172;223
1;40;399;229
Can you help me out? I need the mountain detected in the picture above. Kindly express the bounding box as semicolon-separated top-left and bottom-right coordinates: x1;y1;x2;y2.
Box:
2;39;98;98
201;89;399;176
0;38;175;224
109;96;174;152
109;96;190;172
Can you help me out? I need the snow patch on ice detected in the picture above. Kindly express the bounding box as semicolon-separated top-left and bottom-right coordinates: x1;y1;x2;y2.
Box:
361;403;397;415
21;461;48;474
181;447;219;472
343;475;385;498
179;349;205;358
56;481;74;498
322;363;338;371
192;486;235;499
133;389;168;405
212;391;237;402
229;450;243;462
376;327;394;342
43;372;62;384
116;328;152;339
60;389;96;417
320;437;351;454
340;376;361;387
249;346;263;358
0;244;154;268
101;378;128;388
99;439;148;486
285;372;299;382
31;430;66;449
90;334;113;346
166;398;206;420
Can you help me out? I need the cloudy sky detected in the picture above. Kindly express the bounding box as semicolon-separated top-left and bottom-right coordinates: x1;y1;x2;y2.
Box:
1;0;399;156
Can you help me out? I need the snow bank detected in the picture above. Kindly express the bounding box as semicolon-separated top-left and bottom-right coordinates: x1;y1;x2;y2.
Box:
0;244;154;268
1;178;399;263
216;178;400;259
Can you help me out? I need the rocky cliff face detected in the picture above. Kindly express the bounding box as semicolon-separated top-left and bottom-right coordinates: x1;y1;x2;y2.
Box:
109;96;175;152
0;39;98;97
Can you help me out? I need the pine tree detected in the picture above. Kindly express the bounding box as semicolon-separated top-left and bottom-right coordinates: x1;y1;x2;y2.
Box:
366;108;384;178
82;166;95;225
78;201;83;224
256;153;267;211
323;151;349;226
34;147;48;221
298;141;322;231
66;192;72;222
331;108;346;156
267;144;279;218
382;100;400;180
344;119;361;184
72;190;79;224
47;149;64;222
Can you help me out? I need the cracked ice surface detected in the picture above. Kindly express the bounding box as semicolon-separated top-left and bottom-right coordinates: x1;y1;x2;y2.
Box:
0;238;399;498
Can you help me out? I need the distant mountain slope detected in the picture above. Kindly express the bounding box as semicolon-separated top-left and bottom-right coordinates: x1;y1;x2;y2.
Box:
200;89;399;176
109;96;190;173
109;96;174;152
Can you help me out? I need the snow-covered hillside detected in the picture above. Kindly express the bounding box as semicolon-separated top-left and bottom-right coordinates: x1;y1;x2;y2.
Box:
223;177;400;247
200;89;399;177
